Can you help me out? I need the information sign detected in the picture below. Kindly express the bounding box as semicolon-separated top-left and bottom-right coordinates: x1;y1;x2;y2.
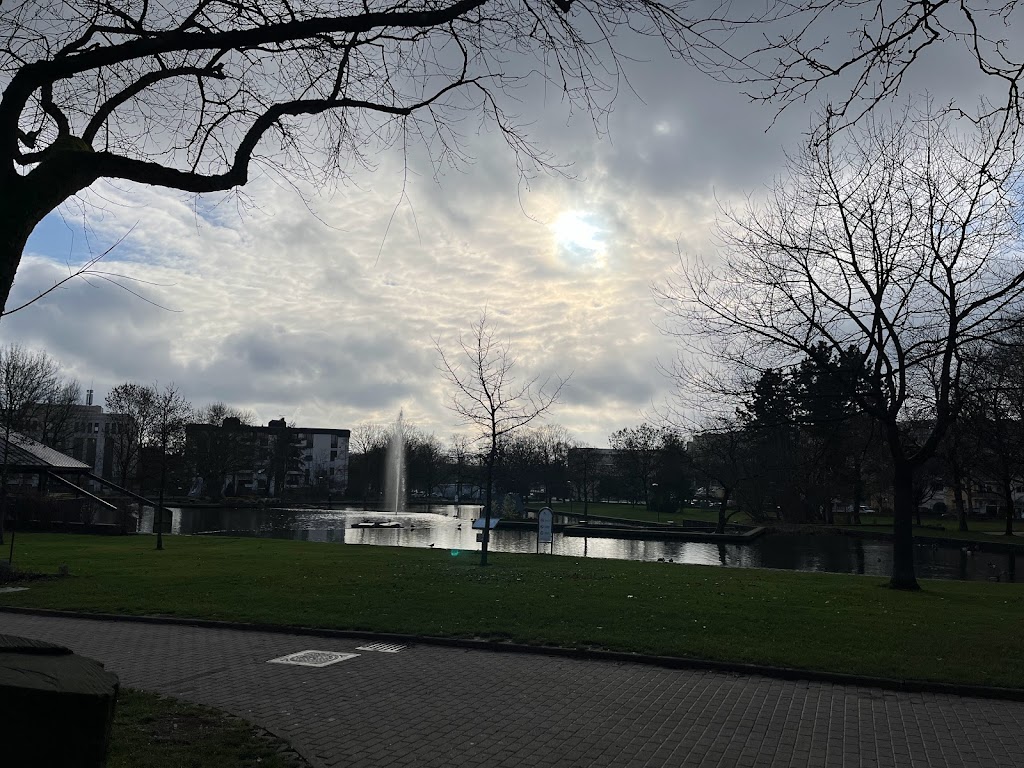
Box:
538;507;553;546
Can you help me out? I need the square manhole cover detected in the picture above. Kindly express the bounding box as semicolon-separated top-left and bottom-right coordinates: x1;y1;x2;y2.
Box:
356;643;406;653
268;650;359;668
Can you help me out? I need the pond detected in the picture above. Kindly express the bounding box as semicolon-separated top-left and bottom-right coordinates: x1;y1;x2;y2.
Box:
134;504;1021;582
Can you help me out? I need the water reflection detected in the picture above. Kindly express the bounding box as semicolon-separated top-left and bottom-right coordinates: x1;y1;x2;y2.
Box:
132;504;1023;582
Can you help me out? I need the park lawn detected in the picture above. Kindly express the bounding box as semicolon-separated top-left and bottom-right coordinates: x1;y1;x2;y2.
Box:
1;533;1022;689
851;514;1010;532
109;689;304;768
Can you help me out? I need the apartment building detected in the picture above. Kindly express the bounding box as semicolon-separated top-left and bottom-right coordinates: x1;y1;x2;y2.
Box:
185;417;350;497
23;389;131;484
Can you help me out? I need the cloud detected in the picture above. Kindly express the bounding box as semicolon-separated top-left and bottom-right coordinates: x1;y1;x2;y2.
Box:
8;18;999;448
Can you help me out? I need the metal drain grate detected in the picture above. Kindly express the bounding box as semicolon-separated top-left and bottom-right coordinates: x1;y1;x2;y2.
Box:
267;650;359;667
356;643;406;653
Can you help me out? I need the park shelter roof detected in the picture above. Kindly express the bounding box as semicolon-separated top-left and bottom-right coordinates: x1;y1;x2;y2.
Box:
0;431;89;472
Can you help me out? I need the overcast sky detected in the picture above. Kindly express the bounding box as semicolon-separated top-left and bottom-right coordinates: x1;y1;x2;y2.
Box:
1;15;993;450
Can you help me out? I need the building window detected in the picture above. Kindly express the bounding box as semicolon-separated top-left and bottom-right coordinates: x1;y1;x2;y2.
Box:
330;434;338;449
330;450;337;461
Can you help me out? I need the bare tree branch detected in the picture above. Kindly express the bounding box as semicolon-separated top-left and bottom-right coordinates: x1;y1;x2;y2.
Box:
435;307;568;564
656;106;1024;589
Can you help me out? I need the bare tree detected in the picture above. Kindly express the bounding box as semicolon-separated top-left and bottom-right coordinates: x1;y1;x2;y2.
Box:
608;423;666;509
0;0;689;309
446;433;476;502
1;233;173;318
0;350;79;549
350;422;390;456
0;343;59;544
150;382;191;550
436;309;567;565
968;333;1024;535
686;417;757;534
185;401;254;500
348;421;390;503
566;443;601;516
32;378;81;452
530;423;572;505
708;2;1024;134
5;2;1017;311
266;419;301;498
936;416;974;532
199;401;254;427
105;381;156;494
408;431;445;499
657;109;1024;590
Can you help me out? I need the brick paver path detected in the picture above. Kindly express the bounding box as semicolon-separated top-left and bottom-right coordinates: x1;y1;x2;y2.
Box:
2;612;1022;768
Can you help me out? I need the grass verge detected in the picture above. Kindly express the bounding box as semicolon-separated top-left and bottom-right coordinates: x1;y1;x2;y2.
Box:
110;689;307;768
834;524;1024;545
2;533;1023;688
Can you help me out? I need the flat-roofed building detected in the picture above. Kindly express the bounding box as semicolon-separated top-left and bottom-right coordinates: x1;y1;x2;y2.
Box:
22;390;132;485
185;417;350;497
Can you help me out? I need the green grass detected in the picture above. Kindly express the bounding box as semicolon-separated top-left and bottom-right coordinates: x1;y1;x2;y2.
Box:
833;514;1024;546
849;513;1008;531
109;689;304;768
2;533;1023;688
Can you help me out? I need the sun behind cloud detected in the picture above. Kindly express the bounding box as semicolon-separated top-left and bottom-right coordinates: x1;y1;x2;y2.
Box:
552;210;605;263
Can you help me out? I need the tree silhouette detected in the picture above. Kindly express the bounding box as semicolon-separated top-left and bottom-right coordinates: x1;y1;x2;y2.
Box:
0;344;62;545
150;382;191;550
436;309;566;565
659;109;1024;590
5;1;1021;309
608;423;666;509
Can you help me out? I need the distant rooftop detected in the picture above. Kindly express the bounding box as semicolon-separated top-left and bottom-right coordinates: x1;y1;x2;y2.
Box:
0;431;90;472
186;418;349;436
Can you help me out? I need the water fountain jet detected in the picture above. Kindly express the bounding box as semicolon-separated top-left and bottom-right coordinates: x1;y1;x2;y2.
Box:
383;411;407;515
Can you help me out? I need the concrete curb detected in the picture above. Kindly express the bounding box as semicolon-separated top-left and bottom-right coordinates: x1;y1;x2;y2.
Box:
3;604;1022;702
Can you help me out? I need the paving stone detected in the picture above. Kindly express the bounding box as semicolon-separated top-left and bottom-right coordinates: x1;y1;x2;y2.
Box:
1;613;1023;768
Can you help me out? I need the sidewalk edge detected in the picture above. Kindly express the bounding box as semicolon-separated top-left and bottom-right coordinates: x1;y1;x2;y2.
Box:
2;604;1020;701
